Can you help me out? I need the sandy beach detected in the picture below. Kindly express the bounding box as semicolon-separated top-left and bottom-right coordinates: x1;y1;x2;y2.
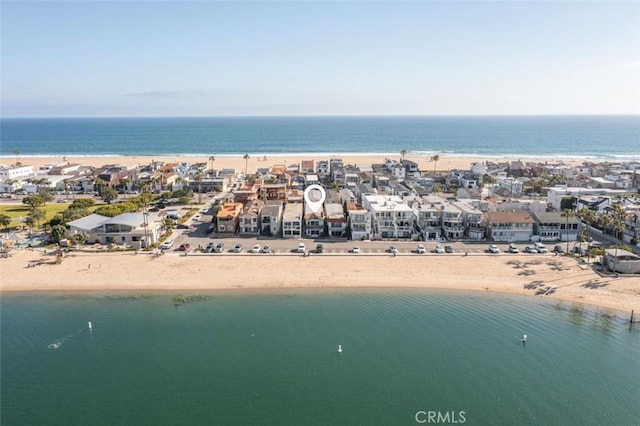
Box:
9;153;587;175
2;248;638;315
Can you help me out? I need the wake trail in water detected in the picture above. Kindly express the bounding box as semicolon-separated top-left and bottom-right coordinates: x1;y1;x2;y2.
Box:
47;323;93;350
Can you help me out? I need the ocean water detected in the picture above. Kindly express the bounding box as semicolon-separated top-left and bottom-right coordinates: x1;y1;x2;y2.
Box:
1;289;638;425
1;115;639;159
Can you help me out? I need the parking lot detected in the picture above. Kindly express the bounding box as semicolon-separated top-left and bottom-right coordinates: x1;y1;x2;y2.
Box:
163;213;577;256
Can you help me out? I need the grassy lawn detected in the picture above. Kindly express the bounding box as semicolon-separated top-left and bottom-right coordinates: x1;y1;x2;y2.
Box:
0;203;70;231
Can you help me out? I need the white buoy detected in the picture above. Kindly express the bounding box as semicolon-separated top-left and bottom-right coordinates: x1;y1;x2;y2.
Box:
88;321;93;330
521;334;527;343
337;344;342;353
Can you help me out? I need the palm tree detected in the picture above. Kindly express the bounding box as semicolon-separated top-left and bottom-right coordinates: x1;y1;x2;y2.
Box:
208;155;216;172
243;154;250;176
195;173;203;204
561;208;575;253
400;150;407;161
430;154;440;174
13;149;20;165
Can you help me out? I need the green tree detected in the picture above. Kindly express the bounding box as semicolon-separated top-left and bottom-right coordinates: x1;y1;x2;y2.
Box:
29;207;46;228
431;154;440;174
38;187;55;204
243;154;250;176
102;187;119;204
70;231;89;247
22;195;45;209
0;214;11;232
50;224;67;243
400;149;407;161
70;198;95;209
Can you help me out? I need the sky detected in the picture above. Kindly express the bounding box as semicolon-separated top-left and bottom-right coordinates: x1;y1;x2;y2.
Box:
1;1;639;117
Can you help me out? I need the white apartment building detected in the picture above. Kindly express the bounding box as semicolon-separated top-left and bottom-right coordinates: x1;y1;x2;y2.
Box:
364;195;414;239
282;203;303;239
451;200;485;240
0;165;34;180
441;204;465;240
347;203;372;241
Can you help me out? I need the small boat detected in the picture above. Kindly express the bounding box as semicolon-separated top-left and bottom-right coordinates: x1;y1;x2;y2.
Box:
88;321;93;330
521;334;527;343
337;344;342;353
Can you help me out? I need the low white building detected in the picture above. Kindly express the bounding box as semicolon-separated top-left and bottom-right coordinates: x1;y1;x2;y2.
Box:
364;195;414;239
347;203;372;241
66;212;163;249
0;164;34;180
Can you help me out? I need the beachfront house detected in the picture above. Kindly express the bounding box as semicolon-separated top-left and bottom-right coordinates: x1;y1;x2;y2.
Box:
410;196;443;241
531;211;581;242
216;202;243;234
239;199;265;236
303;203;325;238
484;211;535;242
325;203;347;238
452;200;486;240
347;203;372;241
282;203;303;239
364;195;414;239
260;201;283;237
441;204;465;240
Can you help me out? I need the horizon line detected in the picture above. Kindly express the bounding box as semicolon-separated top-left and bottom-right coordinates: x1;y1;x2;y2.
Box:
2;113;639;120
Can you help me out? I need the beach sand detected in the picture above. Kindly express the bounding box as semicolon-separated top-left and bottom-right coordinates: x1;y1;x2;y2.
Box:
3;249;638;314
13;153;585;174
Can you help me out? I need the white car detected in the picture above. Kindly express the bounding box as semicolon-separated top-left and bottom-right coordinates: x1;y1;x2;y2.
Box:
488;244;501;253
261;245;272;254
388;245;398;254
193;214;201;221
525;246;539;254
416;244;426;254
434;245;445;254
249;244;261;253
534;243;548;253
508;244;520;253
159;239;174;249
232;244;243;253
351;246;360;254
297;243;306;253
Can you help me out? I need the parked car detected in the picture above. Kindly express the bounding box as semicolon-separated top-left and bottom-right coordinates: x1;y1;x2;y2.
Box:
297;243;306;253
534;242;548;253
249;244;261;253
179;243;191;251
351;246;360;254
204;242;215;253
524;246;538;253
434;245;445;254
573;246;585;255
233;243;243;253
388;245;398;254
159;239;174;249
444;245;454;253
261;245;272;254
416;244;426;254
193;214;201;221
508;244;519;253
214;242;225;253
316;244;324;254
488;244;501;253
553;245;565;254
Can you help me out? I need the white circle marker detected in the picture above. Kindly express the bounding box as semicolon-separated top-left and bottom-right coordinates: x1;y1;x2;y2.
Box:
303;184;326;214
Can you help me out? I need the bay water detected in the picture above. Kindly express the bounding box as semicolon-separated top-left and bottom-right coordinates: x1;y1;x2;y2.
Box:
2;289;638;425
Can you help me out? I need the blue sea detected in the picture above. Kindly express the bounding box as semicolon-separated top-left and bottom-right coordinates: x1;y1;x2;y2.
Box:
1;115;639;159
